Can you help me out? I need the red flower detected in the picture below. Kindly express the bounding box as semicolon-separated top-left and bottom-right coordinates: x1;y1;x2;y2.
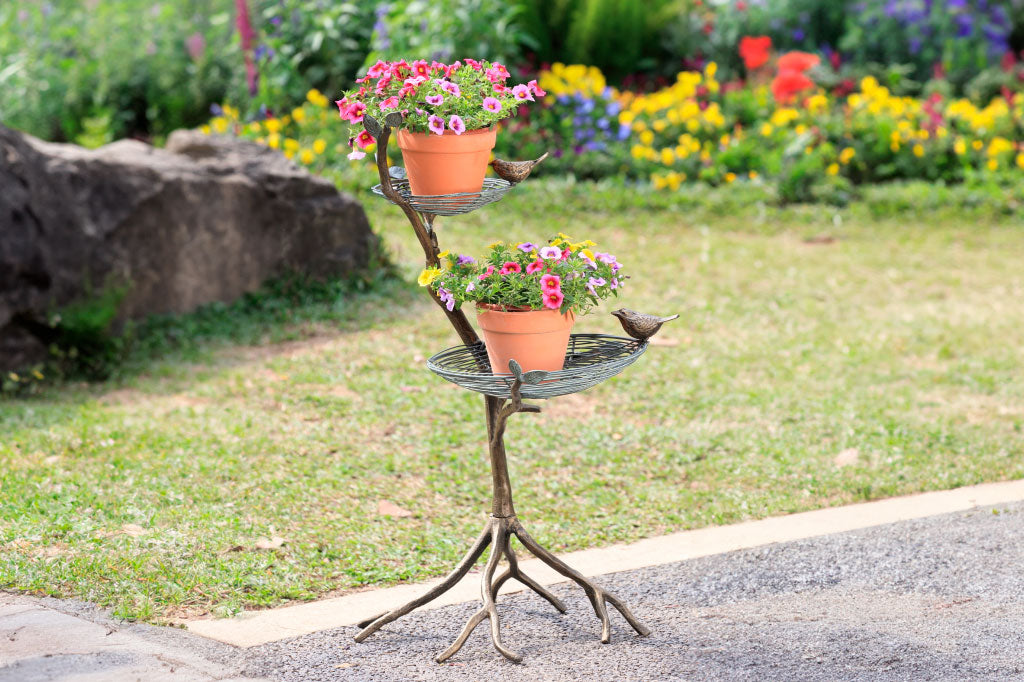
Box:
739;36;772;70
777;51;820;73
499;261;522;275
771;69;814;103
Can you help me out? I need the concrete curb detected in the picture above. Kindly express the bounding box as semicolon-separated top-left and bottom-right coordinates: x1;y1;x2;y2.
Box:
184;478;1024;648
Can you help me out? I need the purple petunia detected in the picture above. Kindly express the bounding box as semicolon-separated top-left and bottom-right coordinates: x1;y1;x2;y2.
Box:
428;115;445;135
457;254;476;265
425;94;444;106
517;242;538;252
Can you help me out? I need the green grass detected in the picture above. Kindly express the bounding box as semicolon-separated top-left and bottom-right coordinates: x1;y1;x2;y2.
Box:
2;180;1024;622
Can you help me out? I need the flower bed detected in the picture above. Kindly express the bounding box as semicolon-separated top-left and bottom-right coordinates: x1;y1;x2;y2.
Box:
205;60;1023;200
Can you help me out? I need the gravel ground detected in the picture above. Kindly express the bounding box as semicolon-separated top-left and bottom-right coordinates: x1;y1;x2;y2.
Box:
240;502;1024;682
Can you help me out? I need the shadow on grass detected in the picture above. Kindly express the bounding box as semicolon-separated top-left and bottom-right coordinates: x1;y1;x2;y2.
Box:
2;267;422;402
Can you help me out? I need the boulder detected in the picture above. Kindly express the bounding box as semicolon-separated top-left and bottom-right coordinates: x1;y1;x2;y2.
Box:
0;125;377;371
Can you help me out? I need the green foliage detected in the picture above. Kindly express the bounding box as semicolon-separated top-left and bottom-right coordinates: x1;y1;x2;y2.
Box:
518;0;682;78
364;0;533;69
0;1;238;142
46;285;129;382
249;0;375;116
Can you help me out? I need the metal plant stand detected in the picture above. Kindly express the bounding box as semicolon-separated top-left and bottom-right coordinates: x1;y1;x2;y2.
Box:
353;114;651;663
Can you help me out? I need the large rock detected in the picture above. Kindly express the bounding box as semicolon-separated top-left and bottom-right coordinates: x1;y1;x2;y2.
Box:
0;126;377;371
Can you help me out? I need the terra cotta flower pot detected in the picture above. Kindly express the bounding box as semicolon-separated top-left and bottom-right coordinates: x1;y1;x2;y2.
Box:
396;127;497;196
476;304;575;375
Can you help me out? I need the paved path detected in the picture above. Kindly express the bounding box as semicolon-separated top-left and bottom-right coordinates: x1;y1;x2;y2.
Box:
3;501;1023;681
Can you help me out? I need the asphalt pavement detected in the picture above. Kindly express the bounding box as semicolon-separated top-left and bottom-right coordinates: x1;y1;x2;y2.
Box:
3;501;1023;681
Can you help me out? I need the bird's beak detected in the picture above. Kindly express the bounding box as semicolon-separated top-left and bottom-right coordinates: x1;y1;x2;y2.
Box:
611;309;622;317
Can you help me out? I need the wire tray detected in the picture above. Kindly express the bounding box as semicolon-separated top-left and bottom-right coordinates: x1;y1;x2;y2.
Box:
427;334;647;399
371;178;513;216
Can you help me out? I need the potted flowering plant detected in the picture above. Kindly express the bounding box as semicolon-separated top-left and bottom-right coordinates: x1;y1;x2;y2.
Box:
418;234;624;373
336;58;545;195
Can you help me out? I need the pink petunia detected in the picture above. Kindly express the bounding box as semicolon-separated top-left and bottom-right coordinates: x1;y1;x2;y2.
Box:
367;60;388;78
425;94;444;106
441;81;462;97
428;115;445;135
374;76;391;95
482;97;502;113
492;83;507;94
464;58;482;70
347;149;366;160
478;265;495;280
525;259;545;274
539;246;562;260
542;290;564;310
355;130;375;149
540;274;561;292
379;96;400;110
511;84;534;102
528;79;547;97
448;115;466;135
499;261;522;275
412;59;430;78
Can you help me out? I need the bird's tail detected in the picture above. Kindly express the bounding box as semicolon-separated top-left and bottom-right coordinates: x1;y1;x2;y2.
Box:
659;314;680;322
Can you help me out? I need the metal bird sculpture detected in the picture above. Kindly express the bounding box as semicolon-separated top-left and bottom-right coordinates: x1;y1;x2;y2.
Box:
490;152;549;184
611;309;679;342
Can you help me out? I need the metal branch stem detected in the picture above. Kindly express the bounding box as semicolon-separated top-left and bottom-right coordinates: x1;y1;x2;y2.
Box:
352;115;650;663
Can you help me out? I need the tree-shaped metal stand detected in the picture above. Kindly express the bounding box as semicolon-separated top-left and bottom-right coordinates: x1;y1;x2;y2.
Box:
353;114;650;663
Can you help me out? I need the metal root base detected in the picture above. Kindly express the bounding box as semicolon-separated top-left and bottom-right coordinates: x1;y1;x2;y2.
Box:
353;514;650;664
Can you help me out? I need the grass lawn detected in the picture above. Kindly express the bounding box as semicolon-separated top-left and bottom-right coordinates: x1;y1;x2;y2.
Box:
2;180;1023;622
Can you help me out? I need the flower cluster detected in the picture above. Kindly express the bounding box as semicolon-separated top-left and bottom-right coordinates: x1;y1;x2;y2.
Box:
334;58;543;159
417;234;623;315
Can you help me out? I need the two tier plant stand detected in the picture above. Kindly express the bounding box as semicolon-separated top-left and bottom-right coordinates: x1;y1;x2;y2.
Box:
353;113;652;663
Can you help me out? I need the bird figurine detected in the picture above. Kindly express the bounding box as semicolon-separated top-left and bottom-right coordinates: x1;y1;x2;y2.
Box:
611;309;679;342
490;152;549;184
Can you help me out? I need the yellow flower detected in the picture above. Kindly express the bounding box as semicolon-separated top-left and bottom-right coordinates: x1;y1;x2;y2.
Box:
724;172;736;183
630;144;650;160
748;170;758;179
720;133;730;146
438;250;450;259
972;139;984;151
839;147;856;164
660;148;674;165
826;163;839;176
652;119;668;132
954;138;967;155
987;158;998;171
306;88;328;107
1017;153;1024;170
487;240;504;249
284;138;300;152
212;117;229;133
912;144;924;157
283;149;295;160
640;130;655;145
795;123;807;135
299;148;314;165
267;133;281;149
248;121;262;134
265;118;282;133
313;138;327;155
705;61;718;79
581;248;595;261
417;267;441;287
200;124;211;135
760;123;773;136
686;119;700;133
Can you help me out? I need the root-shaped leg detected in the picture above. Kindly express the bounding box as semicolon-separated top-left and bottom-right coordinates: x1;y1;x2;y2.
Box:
354;521;493;641
512;520;650;643
436;522;521;663
491;541;568;614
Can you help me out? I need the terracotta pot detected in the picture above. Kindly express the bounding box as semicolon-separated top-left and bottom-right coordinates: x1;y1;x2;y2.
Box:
396;127;497;196
476;304;575;375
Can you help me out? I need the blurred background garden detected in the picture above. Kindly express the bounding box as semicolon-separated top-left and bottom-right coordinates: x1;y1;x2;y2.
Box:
3;1;1024;623
3;0;1024;200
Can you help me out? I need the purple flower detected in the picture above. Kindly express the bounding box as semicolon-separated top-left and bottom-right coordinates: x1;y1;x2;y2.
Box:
511;84;534;102
437;287;455;311
792;28;805;41
539;246;562;260
425;94;444;106
465;281;476;293
482;97;502;112
428;115;445;135
457;254;476;265
441;81;461;97
448;115;466;135
586;276;607;295
517;242;537;252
